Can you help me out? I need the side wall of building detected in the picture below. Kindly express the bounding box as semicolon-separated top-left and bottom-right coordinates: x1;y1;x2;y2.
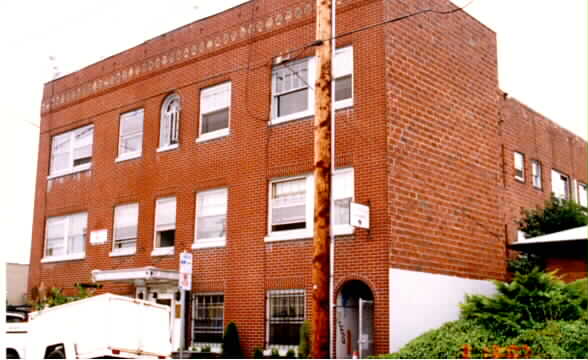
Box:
384;0;504;279
499;96;588;245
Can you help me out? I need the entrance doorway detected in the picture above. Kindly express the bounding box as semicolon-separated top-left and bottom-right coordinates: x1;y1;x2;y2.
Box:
140;287;181;350
335;280;374;359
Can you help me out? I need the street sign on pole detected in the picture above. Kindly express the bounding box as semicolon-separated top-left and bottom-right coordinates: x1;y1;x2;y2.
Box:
179;252;192;291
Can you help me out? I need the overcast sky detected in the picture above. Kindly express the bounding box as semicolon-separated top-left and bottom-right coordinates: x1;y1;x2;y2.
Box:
0;1;586;264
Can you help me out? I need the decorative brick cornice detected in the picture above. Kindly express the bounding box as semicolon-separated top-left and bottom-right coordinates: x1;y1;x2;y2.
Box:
42;0;355;114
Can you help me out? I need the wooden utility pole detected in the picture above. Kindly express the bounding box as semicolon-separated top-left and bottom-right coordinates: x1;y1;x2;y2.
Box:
312;0;332;358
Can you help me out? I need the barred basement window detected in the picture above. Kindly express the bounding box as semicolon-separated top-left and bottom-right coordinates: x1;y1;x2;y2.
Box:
193;294;224;344
267;290;305;346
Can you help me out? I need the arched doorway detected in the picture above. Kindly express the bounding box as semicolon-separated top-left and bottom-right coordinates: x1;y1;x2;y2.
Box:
335;280;374;358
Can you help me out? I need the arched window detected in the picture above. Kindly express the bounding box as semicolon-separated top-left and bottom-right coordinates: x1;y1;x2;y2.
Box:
159;94;181;149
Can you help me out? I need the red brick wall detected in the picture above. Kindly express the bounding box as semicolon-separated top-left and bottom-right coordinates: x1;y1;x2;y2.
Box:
384;0;505;281
499;95;588;245
30;0;391;355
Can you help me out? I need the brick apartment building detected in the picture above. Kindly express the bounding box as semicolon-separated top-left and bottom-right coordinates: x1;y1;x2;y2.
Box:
28;0;587;357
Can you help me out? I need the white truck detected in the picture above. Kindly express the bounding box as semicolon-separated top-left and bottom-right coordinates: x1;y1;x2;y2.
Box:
5;293;172;359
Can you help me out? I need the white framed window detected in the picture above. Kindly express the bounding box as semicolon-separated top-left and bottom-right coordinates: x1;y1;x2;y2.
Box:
49;125;94;178
193;188;228;249
198;82;231;142
268;176;313;241
514;152;525;182
334;46;353;109
266;169;354;242
158;94;181;151
577;182;587;207
117;108;144;162
551;169;570;200
270;47;354;125
42;212;87;263
111;203;139;256
267;289;305;346
192;294;224;346
271;57;316;124
152;197;176;256
531;160;542;189
333;168;354;234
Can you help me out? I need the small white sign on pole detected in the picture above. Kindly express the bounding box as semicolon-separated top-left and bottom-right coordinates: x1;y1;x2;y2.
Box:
179;252;192;291
350;202;370;229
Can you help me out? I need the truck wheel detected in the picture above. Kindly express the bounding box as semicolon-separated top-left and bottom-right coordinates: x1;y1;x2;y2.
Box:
6;348;20;359
46;349;66;359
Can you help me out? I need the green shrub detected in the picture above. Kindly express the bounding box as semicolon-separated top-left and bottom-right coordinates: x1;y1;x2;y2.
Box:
252;347;264;358
270;348;280;359
513;320;588;358
285;349;296;358
507;253;545;275
201;345;211;352
222;321;242;358
372;319;503;359
517;195;588;238
298;320;311;358
461;269;584;336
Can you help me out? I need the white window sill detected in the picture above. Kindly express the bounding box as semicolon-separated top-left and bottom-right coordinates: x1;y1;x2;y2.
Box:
47;164;92;180
151;247;175;257
115;153;141;163
109;248;137;257
515;176;525;182
196;128;230;143
270;109;313;126
41;253;86;263
264;230;313;243
192;238;226;249
156;144;179;153
335;99;353;110
333;224;355;236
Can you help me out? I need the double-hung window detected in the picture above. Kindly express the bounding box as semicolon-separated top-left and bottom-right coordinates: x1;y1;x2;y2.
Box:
159;94;181;151
577;182;587;207
194;188;228;249
43;212;87;262
153;197;176;256
111;203;139;256
514;152;525;182
49;125;94;177
267;170;354;241
267;290;305;346
531;160;542;189
198;82;231;141
334;46;353;108
117;109;144;161
270;46;354;124
192;294;224;345
269;176;313;240
551;169;570;200
333;168;354;234
271;58;315;124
